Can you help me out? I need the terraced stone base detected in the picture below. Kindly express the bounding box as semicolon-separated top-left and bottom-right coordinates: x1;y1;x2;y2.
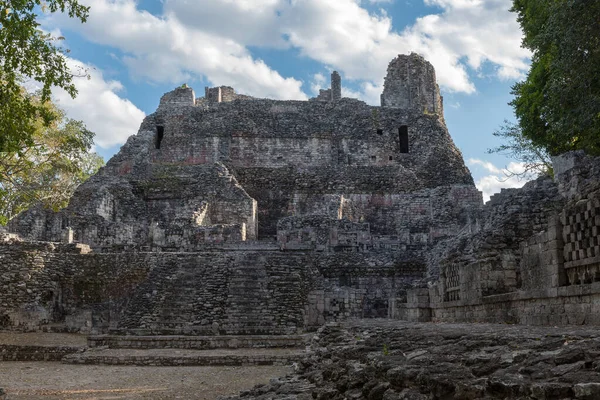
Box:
88;334;309;349
0;344;83;362
62;348;305;366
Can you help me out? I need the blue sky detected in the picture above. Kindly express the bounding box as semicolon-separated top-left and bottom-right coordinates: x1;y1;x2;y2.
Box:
43;0;533;201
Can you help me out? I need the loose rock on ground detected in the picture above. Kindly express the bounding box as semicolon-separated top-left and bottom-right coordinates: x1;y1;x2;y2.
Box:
224;320;600;400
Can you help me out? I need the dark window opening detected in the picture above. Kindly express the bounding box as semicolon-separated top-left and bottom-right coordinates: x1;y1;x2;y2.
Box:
389;156;393;161
371;156;376;161
377;129;383;135
41;290;54;302
155;126;165;149
399;125;409;153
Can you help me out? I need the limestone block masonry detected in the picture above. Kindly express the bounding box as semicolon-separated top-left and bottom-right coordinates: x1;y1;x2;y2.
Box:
4;53;489;334
402;151;600;327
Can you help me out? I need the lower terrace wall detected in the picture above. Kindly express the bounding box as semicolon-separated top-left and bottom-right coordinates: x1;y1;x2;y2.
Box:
430;285;600;326
0;236;425;334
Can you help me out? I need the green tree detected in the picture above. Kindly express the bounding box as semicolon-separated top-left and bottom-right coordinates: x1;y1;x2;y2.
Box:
0;93;104;225
488;121;553;179
0;0;89;154
510;0;600;155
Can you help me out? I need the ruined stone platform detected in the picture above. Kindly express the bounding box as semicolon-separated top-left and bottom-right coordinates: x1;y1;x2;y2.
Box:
89;334;309;349
225;320;600;400
78;333;308;366
0;331;86;361
62;347;304;366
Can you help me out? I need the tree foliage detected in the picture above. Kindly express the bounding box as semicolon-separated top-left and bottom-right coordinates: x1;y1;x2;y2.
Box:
488;121;553;179
0;93;104;225
0;0;89;154
510;0;600;155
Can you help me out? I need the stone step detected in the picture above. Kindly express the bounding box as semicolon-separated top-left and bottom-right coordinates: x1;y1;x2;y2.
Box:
0;344;84;362
62;348;304;366
149;321;277;330
88;334;309;349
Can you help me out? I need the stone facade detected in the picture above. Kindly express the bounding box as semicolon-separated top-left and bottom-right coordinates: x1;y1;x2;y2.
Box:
402;151;600;326
3;53;485;334
6;53;600;333
0;235;425;334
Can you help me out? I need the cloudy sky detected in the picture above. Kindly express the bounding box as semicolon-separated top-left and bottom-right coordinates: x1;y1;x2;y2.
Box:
43;0;533;201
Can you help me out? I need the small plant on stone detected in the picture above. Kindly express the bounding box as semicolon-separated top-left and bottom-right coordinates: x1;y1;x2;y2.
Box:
382;344;389;356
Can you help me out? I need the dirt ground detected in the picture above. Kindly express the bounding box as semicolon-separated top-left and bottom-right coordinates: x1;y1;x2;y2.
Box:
0;362;291;399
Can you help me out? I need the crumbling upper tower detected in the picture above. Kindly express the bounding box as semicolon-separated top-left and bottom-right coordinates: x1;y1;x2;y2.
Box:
381;53;443;115
331;71;341;101
312;71;343;102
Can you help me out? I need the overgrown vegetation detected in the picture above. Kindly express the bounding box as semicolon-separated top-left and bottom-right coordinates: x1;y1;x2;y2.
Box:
0;94;104;225
505;0;600;157
0;0;97;224
488;121;553;179
0;0;89;154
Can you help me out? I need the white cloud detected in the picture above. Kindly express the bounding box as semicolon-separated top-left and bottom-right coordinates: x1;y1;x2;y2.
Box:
310;73;327;95
53;58;146;149
468;159;532;202
52;0;307;100
163;0;285;48
341;86;363;99
254;0;528;98
48;0;529;104
468;158;503;175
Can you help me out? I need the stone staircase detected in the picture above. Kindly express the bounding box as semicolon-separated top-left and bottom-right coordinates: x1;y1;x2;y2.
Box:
116;252;312;336
79;252;314;366
224;254;277;335
117;253;231;335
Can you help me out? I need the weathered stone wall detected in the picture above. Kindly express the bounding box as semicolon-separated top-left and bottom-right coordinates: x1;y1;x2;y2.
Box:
401;151;600;327
381;53;443;115
0;234;426;334
313;88;332;102
277;216;372;252
0;235;149;332
0;344;82;361
10;163;258;250
159;86;195;107
142;100;466;176
277;184;482;254
201;86;256;105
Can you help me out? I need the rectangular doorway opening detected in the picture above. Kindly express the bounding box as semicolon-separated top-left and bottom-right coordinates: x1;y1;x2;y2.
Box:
399;125;409;153
155;126;165;149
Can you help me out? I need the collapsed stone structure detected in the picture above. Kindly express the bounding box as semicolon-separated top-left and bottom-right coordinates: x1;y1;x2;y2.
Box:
3;52;598;336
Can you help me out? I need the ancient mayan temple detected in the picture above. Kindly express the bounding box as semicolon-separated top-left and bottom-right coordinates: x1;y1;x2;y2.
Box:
4;53;599;335
11;53;479;248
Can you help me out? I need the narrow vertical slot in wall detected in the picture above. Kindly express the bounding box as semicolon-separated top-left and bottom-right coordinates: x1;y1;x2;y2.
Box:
399;125;409;153
155;126;165;149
